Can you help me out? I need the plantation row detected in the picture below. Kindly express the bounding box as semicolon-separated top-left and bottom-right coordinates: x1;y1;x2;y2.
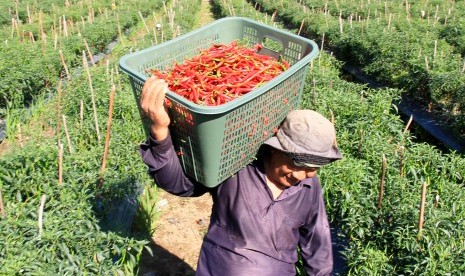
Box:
0;0;202;273
1;0;464;274
0;0;166;115
250;0;465;134
211;0;465;274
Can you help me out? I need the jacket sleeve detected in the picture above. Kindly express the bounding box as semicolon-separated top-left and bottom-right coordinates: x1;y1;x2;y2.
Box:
298;182;333;276
139;133;208;197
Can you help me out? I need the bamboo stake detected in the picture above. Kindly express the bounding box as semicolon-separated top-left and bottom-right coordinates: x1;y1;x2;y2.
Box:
80;100;84;127
312;79;317;105
297;19;305;36
339;12;343;33
138;11;150;33
82;51;101;143
101;85;116;178
17;123;23;148
27;4;32;23
403;114;413;135
38;194;46;239
424;55;429;71
63;15;68;37
378;154;387;210
330;110;338;147
59;50;71;80
57;81;62;143
116;12;124;46
0;189;5;218
58;142;63;185
62;115;73;153
83;38;95;64
320;33;325;52
418;182;427;240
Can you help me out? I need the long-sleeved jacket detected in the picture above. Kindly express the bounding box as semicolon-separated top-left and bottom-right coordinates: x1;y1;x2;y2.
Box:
139;134;333;276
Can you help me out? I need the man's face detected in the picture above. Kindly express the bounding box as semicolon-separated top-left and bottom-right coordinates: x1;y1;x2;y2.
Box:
265;149;318;189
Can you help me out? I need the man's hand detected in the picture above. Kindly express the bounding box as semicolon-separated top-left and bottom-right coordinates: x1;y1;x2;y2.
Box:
140;76;171;141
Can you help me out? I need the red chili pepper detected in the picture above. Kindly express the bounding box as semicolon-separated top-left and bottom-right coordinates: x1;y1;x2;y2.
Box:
148;41;290;105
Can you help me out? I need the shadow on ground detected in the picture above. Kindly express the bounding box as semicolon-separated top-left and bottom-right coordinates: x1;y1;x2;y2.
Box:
138;242;196;276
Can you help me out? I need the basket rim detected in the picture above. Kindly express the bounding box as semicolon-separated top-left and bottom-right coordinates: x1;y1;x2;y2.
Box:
119;16;319;115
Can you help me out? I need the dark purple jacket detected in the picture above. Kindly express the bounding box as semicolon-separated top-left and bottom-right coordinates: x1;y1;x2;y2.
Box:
139;134;333;276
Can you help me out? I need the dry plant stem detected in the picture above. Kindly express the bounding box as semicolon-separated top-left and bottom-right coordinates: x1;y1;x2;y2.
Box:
378;154;387;210
38;194;47;239
101;85;116;178
62;115;73;154
58;142;63;185
82;51;101;143
59;50;71;80
403;114;413;135
0;189;5;218
83;38;95;64
418;182;427;240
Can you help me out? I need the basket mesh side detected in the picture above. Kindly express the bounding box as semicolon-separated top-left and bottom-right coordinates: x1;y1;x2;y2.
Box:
216;66;308;182
283;41;303;65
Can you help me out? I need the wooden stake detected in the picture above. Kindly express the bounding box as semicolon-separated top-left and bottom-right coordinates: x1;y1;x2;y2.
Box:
17;123;23;148
0;189;5;218
80;100;84;127
58;142;63;185
83;38;95;65
418;182;427;240
101;85;116;178
62;115;73;153
358;128;364;154
320;33;325;52
57;81;62;143
82;51;101;143
63;15;68;37
312;79;317;105
403;114;413;135
138;11;150;33
378;154;387;210
38;194;46;239
116;12;124;46
59;50;71;80
330;110;338;147
298;19;305;36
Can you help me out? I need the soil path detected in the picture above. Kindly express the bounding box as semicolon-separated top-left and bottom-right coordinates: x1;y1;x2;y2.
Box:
138;2;215;275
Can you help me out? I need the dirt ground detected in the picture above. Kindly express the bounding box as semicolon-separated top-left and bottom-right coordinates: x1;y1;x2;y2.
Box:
138;3;215;276
138;190;213;276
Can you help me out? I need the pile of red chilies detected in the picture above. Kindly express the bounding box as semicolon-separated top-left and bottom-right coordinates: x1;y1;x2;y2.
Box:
148;41;290;106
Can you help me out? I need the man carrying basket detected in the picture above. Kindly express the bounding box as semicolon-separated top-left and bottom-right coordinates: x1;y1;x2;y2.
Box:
139;77;343;276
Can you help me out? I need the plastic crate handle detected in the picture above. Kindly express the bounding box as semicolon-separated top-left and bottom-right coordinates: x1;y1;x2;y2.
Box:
257;36;284;61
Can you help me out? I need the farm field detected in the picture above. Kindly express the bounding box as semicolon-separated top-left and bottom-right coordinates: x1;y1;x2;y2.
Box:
0;0;464;275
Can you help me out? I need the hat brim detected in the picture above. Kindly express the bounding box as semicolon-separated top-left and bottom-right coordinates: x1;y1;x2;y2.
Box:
263;136;343;167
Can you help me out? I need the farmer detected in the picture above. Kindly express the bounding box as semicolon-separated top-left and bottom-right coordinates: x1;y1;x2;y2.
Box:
139;76;343;276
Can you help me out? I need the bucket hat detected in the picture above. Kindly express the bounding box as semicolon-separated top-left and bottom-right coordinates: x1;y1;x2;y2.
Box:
264;110;343;167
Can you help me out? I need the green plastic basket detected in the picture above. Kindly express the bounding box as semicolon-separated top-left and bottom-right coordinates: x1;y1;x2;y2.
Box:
119;17;319;187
